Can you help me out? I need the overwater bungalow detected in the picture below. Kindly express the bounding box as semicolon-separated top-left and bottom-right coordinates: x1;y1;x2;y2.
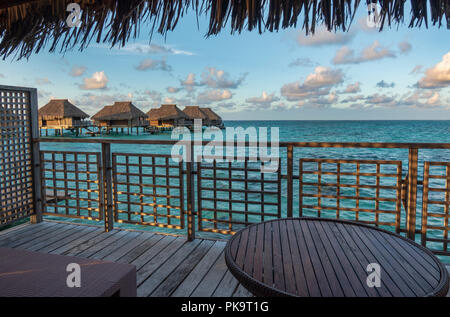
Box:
200;107;223;128
182;106;209;126
147;104;188;128
182;106;223;128
92;101;147;134
38;99;89;136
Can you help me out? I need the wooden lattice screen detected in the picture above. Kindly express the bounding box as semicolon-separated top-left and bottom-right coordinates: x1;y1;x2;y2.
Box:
40;151;103;221
112;153;185;229
197;158;281;235
421;161;450;256
0;85;41;226
299;158;403;233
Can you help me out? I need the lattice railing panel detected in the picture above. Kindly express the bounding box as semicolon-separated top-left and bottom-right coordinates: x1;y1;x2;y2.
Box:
112;153;184;229
0;88;34;225
421;161;450;256
41;151;103;220
197;158;281;235
299;158;403;232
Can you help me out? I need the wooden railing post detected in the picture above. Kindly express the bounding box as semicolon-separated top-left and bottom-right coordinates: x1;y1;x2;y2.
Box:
186;143;195;241
101;142;114;232
406;148;419;240
287;145;293;218
29;88;43;224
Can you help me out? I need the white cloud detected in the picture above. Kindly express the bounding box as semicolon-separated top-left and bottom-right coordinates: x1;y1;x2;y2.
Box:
288;58;316;67
398;41;412;54
79;71;108;90
343;82;361;94
297;27;355;46
376;80;395;88
70;66;87;77
197;89;232;104
417;52;450;89
181;73;202;92
281;66;344;102
200;67;247;89
245;91;280;107
410;65;423;75
166;86;181;93
112;43;194;56
135;58;171;71
35;78;52;85
426;92;440;105
333;41;396;65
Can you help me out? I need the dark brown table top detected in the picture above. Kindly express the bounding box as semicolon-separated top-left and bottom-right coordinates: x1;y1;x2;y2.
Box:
0;247;136;297
225;218;449;297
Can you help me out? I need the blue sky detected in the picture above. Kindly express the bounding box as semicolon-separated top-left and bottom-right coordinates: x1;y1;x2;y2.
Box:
0;4;449;120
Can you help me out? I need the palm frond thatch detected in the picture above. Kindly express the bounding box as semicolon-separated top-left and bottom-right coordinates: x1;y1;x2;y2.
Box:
92;101;146;121
38;99;89;119
147;104;188;120
0;0;448;60
182;105;209;120
200;107;222;121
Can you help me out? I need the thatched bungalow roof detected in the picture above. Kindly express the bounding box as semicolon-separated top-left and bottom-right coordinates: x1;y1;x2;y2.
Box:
38;99;89;119
147;104;188;121
0;1;448;60
92;101;146;121
200;107;222;122
182;106;209;120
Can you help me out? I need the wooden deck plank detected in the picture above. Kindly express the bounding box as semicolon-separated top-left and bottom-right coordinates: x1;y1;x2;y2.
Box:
34;225;98;253
0;222;34;237
137;239;201;296
211;270;240;297
172;240;226;297
116;233;165;264
76;230;130;258
102;232;154;262
89;231;141;260
23;225;85;252
132;236;179;273
63;230;122;257
136;237;186;286
190;251;229;297
232;283;253;297
15;224;75;250
0;222;59;247
150;240;215;297
49;227;105;255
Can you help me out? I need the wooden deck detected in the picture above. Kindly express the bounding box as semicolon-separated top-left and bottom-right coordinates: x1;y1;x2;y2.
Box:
0;221;252;297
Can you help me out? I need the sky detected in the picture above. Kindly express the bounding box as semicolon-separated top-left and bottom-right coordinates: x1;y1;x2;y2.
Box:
0;4;449;120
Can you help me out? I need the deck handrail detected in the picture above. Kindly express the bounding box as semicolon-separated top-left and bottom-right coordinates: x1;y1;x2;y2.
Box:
32;136;450;258
35;137;450;149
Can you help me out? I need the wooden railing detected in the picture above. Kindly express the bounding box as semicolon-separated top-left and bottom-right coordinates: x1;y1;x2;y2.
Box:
35;138;450;258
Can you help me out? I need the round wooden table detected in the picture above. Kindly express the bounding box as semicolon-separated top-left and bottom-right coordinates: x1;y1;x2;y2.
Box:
225;218;449;297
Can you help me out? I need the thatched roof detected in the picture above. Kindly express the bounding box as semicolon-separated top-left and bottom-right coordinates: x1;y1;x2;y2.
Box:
182;106;208;120
147;104;188;120
38;99;89;119
92;101;146;121
0;1;448;60
200;107;222;121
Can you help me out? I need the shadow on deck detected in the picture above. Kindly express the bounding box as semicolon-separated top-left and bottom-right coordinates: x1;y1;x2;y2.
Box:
0;221;252;297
